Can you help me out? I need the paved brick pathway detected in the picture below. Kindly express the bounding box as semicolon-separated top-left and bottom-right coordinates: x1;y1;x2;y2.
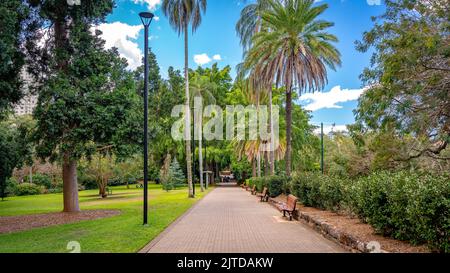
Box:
141;187;346;253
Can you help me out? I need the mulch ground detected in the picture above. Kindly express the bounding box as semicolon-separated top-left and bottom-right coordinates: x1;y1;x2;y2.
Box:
271;195;429;253
0;210;121;234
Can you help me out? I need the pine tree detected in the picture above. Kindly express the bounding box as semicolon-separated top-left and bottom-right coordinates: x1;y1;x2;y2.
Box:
169;158;186;188
161;156;186;191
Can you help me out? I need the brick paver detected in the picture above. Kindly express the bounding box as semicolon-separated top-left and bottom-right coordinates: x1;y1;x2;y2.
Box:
142;187;346;253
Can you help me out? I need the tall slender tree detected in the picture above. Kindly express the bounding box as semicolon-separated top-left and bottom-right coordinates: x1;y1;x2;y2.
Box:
242;0;341;175
190;74;216;192
162;0;207;197
236;0;277;175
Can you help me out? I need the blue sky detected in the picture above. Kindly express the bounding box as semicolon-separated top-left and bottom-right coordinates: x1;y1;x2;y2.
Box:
96;0;385;132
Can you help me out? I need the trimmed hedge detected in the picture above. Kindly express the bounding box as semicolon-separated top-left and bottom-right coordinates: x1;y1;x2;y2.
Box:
248;175;289;197
290;171;450;253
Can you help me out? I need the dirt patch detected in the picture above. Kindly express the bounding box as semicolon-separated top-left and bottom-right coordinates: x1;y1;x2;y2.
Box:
270;194;429;253
0;210;121;234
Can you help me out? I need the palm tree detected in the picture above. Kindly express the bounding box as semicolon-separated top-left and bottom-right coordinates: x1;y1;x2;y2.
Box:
231;79;286;176
242;0;341;176
236;0;277;175
162;0;207;197
190;74;216;192
236;0;272;50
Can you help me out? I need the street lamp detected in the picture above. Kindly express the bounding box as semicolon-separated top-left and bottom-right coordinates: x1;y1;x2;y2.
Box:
139;11;154;226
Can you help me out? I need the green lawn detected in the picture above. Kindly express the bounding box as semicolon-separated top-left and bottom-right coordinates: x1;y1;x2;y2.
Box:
0;184;211;253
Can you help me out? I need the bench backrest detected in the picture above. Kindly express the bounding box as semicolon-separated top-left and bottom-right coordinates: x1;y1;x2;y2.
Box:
262;187;268;196
252;185;256;191
287;195;298;211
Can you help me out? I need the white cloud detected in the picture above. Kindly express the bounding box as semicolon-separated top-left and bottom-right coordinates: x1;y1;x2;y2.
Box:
367;0;381;5
299;85;366;111
315;0;381;5
153;16;160;21
133;0;161;11
193;53;223;66
194;54;212;66
93;22;143;70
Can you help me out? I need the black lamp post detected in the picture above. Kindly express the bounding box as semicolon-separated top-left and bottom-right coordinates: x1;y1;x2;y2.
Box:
139;11;154;226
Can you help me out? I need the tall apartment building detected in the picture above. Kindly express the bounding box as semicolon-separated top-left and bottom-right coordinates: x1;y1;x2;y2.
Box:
13;70;37;116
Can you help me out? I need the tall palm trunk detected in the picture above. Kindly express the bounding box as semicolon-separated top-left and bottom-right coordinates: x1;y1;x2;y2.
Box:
285;90;292;176
264;151;269;176
252;158;256;177
198;104;204;192
268;88;275;175
256;91;262;177
184;26;193;198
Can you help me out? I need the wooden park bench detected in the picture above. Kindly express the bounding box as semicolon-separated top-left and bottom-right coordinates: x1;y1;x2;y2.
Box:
249;185;257;195
256;187;269;202
275;194;298;221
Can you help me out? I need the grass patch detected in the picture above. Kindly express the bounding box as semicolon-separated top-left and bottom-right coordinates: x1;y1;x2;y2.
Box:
0;184;211;253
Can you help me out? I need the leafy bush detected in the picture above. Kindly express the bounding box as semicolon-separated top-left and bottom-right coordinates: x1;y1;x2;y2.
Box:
79;176;97;190
24;174;52;189
15;183;43;196
231;159;251;183
290;171;450;252
266;176;288;197
2;177;18;198
249;176;288;197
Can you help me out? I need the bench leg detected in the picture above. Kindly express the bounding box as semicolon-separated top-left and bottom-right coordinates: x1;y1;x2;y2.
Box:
283;211;286;217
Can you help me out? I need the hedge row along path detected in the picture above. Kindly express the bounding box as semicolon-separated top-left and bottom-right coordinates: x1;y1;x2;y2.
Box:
141;187;345;253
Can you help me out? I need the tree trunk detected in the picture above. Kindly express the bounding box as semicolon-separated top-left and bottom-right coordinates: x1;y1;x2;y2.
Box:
256;94;262;178
252;158;256;178
285;90;293;176
264;151;269;176
62;154;80;212
184;26;194;198
98;178;107;198
268;88;275;175
198;103;204;192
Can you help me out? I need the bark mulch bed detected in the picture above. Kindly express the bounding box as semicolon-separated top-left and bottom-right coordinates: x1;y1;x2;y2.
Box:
0;210;121;234
269;195;429;253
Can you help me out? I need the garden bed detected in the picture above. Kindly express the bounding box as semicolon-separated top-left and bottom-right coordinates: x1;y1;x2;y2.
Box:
0;210;121;234
269;195;429;253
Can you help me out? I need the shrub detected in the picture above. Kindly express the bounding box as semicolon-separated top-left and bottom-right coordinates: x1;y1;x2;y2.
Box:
231;160;251;183
351;171;450;253
2;177;18;198
78;176;97;190
25;174;52;189
290;170;450;252
249;177;267;192
249;176;288;197
15;183;43;196
266;175;288;197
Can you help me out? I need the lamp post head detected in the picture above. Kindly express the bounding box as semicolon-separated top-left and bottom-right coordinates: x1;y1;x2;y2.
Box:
139;12;154;27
